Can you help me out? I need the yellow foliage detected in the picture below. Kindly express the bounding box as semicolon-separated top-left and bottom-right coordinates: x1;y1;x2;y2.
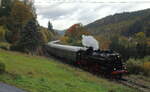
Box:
0;26;7;41
135;32;145;38
95;36;111;50
60;36;69;44
101;41;111;50
39;27;54;43
134;32;146;44
146;38;150;46
11;0;33;26
143;62;150;71
142;61;150;76
40;31;48;43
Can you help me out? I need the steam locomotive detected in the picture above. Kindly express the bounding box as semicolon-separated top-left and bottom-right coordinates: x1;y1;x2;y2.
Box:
46;41;127;79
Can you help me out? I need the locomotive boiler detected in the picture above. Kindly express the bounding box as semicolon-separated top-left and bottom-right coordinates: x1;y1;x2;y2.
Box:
46;41;127;79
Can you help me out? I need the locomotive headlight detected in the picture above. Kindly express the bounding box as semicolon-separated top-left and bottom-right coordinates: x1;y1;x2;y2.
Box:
117;56;120;58
114;68;116;70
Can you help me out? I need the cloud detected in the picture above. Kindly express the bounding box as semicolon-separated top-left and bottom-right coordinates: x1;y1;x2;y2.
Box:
34;0;150;30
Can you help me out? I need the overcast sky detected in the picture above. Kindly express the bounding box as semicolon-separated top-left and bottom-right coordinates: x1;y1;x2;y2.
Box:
34;0;150;30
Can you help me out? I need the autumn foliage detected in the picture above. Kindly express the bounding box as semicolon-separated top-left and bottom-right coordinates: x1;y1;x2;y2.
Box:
61;23;89;45
0;0;53;54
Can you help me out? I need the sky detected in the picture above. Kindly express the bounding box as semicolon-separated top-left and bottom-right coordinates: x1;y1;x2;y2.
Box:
34;0;150;30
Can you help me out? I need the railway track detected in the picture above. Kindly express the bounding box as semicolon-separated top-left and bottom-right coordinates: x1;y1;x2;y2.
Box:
118;78;150;92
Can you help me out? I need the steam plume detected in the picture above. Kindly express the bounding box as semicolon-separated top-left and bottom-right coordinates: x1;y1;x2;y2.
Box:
82;35;99;50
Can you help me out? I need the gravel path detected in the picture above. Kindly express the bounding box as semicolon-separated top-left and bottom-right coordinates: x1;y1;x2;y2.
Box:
0;82;26;92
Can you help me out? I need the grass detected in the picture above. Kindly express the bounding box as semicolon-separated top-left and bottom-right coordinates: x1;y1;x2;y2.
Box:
0;49;138;92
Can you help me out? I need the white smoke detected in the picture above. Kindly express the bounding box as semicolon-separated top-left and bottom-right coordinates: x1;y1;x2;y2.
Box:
82;35;99;50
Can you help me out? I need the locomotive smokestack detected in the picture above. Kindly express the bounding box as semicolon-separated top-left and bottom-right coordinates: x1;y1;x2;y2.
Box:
82;35;99;50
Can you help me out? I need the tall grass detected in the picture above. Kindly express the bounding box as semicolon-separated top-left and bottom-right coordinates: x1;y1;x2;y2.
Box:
0;61;5;74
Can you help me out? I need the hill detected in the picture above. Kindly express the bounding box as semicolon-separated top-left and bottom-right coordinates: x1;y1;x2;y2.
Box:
85;9;150;37
0;49;137;92
55;30;66;36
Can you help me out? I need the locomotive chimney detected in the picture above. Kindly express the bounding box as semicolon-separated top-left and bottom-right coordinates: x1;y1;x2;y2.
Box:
86;47;94;55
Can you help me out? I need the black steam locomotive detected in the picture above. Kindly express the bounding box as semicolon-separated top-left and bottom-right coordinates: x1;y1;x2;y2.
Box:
46;41;127;79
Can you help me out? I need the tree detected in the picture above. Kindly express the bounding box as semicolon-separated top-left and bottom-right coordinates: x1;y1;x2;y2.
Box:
0;26;7;41
23;0;36;17
65;23;89;40
48;21;53;30
134;32;146;44
134;32;147;58
10;0;33;28
48;21;55;34
0;0;12;17
7;0;33;43
95;35;111;50
17;18;44;54
39;26;54;43
64;23;89;45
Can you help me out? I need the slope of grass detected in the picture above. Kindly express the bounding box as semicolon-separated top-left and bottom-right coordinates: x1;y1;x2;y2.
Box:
0;49;138;92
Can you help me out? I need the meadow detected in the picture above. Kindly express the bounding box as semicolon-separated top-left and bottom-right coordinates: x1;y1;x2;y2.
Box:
0;49;138;92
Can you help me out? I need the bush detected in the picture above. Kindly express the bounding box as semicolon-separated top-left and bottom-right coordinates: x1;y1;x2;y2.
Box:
126;56;150;76
0;62;5;74
0;26;7;41
126;59;143;74
0;42;11;50
143;62;150;76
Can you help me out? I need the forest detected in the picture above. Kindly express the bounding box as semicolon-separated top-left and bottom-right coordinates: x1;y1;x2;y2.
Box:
0;0;55;55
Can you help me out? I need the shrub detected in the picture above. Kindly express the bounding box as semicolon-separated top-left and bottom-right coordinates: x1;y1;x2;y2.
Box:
0;62;5;74
0;42;11;50
143;62;150;76
126;59;143;74
0;26;7;42
126;56;150;76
